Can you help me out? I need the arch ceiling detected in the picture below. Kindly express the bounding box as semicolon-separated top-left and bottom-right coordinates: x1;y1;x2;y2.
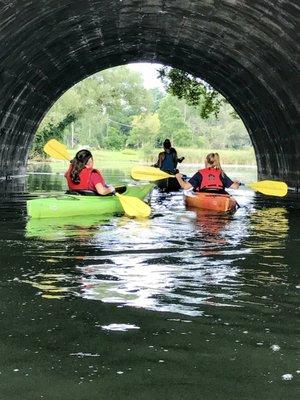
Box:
0;0;299;188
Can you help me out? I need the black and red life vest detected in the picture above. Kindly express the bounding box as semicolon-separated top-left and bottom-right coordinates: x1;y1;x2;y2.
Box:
65;165;105;191
198;168;224;190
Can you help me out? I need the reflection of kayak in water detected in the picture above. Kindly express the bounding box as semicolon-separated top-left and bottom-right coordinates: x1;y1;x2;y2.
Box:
184;191;237;212
193;210;233;236
156;177;181;192
25;214;111;240
186;209;234;250
27;184;153;219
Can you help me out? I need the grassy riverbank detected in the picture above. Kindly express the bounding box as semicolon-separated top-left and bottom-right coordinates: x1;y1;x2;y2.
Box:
28;147;256;173
169;147;255;166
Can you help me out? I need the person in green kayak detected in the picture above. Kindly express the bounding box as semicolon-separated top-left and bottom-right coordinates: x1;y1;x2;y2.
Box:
153;139;185;174
176;152;240;194
65;149;115;195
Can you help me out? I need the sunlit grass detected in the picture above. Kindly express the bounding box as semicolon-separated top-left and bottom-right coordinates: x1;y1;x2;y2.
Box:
176;147;256;165
28;147;256;174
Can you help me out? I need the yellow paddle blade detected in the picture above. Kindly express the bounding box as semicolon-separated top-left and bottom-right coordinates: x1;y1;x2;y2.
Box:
116;193;151;218
43;139;71;161
131;166;174;181
248;180;288;197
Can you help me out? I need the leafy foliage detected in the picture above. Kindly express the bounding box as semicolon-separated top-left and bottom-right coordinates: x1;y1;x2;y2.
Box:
127;114;160;148
157;95;189;145
103;126;125;150
31;65;251;159
31;113;77;158
158;67;223;119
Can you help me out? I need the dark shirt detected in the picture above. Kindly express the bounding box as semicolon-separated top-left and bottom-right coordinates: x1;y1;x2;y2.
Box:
188;171;234;190
154;148;182;172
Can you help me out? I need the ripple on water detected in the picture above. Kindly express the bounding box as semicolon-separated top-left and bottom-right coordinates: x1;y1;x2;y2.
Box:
0;170;299;399
17;200;294;319
99;324;140;331
3;182;296;320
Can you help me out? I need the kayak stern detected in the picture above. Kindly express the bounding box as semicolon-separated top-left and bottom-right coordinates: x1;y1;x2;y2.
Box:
184;192;237;213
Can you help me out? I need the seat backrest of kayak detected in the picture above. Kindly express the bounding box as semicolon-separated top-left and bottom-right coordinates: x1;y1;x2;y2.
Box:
66;189;98;196
65;185;127;196
115;185;127;194
196;189;229;195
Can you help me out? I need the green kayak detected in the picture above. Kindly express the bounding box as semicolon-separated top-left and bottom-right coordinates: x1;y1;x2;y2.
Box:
27;184;153;219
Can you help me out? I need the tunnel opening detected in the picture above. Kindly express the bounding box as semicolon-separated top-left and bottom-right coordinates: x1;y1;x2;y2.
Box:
0;1;298;191
28;63;255;171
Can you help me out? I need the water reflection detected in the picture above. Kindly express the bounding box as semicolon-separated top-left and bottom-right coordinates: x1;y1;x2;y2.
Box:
20;273;72;299
21;201;291;317
245;207;289;250
27;164;65;192
0;175;26;195
26;214;112;240
189;208;234;251
238;207;290;292
1;169;299;400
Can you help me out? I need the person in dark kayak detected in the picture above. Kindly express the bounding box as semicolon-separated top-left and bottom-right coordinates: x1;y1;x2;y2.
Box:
176;152;240;193
65;149;115;195
153;139;185;174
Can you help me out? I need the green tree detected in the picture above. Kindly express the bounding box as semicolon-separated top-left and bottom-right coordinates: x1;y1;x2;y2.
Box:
127;113;160;148
31;64;251;157
148;88;165;113
173;128;193;147
32;66;155;153
31;113;77;158
103;126;125;150
157;95;192;146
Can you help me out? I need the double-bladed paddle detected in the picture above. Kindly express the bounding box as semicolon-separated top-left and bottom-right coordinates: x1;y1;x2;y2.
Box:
131;165;176;181
43;139;151;218
131;165;288;197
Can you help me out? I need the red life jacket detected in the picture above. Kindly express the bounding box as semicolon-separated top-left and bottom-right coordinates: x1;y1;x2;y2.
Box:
198;168;224;190
65;164;105;191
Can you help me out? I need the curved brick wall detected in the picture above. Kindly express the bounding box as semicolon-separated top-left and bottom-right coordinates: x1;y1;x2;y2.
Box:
0;0;299;188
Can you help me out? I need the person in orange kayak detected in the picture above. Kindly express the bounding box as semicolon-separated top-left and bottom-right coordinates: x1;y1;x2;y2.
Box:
65;149;115;195
176;152;240;194
153;139;185;174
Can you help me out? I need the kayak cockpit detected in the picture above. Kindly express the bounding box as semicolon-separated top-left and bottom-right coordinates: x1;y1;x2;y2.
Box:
65;185;127;196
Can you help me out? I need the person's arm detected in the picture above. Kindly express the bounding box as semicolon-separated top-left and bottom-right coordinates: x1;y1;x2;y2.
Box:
90;171;115;195
230;181;240;189
95;182;115;195
222;173;240;189
171;148;184;164
152;152;164;168
176;173;194;190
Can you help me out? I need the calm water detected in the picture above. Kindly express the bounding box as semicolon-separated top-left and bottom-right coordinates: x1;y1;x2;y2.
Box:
0;166;299;400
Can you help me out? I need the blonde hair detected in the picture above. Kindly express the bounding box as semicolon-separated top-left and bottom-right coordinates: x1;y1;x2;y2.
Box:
205;153;222;170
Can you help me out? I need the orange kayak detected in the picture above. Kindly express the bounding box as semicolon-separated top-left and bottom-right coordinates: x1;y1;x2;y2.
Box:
184;192;237;212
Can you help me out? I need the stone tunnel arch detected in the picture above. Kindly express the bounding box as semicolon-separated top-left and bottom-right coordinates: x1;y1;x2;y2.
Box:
0;1;299;189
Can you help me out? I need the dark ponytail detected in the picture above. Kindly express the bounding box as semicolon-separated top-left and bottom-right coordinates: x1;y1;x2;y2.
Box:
70;149;92;184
